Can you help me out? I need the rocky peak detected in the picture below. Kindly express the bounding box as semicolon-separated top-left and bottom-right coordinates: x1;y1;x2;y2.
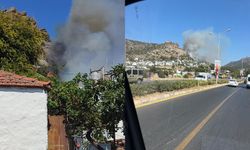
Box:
126;39;190;61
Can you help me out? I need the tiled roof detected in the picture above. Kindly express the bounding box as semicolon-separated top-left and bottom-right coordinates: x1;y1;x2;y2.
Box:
0;70;50;89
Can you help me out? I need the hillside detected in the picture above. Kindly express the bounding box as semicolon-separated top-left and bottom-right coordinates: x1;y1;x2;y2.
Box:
224;57;250;70
126;39;190;61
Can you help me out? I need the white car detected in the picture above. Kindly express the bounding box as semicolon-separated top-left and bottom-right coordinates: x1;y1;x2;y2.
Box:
228;79;238;87
246;74;250;88
195;75;207;81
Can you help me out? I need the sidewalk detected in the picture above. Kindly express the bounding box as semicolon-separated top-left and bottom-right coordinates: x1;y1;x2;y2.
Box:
134;83;228;108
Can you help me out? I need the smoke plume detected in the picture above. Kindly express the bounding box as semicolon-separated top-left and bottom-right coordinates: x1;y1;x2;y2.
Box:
47;0;124;80
183;28;229;63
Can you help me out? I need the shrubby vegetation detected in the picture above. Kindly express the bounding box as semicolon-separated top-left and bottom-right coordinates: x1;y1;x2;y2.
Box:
148;66;174;78
130;79;228;96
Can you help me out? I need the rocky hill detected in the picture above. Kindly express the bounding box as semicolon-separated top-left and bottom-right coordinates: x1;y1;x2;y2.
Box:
126;39;190;61
224;57;250;70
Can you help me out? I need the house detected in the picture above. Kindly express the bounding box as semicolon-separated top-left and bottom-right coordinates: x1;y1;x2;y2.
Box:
0;70;50;150
90;67;104;80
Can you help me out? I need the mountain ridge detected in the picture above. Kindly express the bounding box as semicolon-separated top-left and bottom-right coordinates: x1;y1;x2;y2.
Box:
224;57;250;70
126;39;190;61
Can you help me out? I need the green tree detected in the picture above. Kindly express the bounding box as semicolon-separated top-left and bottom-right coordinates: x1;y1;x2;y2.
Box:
209;63;215;70
244;69;250;76
195;65;210;73
0;8;49;78
184;67;195;72
157;69;166;78
149;66;157;73
231;69;240;78
99;65;125;148
48;64;125;150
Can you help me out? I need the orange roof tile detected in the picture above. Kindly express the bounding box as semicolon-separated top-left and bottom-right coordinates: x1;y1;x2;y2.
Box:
0;70;50;89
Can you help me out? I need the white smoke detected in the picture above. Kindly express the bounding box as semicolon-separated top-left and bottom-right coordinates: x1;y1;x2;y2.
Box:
48;0;124;80
183;28;230;63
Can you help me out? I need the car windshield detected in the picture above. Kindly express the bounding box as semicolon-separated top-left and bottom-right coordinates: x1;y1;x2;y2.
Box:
197;75;205;78
132;70;138;75
126;70;131;75
248;77;250;82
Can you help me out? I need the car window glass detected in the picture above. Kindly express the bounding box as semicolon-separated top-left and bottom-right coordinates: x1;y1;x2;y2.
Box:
139;70;143;75
127;70;131;75
133;70;138;75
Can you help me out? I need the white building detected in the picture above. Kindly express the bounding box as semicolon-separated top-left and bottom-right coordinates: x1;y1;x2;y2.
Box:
0;70;50;150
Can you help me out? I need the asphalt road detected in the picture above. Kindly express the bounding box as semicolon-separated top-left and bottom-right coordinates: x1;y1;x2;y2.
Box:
136;84;250;150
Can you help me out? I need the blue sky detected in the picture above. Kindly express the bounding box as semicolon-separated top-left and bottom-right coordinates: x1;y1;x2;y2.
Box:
126;0;250;65
1;0;249;65
0;0;72;39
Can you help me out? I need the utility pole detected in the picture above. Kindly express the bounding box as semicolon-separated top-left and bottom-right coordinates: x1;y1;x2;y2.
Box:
214;28;231;84
241;57;245;77
242;58;244;70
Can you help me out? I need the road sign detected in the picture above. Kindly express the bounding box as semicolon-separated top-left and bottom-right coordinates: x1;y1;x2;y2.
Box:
214;60;221;74
214;60;221;84
214;60;221;71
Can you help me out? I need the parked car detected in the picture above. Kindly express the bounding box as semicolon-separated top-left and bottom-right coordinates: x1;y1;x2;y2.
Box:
195;75;207;81
126;67;144;84
228;79;238;87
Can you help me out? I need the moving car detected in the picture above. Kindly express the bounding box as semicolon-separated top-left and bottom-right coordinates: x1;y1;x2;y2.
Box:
247;74;250;88
228;79;238;87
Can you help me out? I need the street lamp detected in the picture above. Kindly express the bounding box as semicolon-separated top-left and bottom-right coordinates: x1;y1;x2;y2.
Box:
216;28;231;84
210;28;231;84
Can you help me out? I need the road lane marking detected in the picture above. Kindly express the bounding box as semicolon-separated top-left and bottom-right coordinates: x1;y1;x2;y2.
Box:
175;89;240;150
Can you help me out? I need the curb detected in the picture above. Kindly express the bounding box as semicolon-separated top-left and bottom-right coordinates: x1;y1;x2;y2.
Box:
135;83;228;109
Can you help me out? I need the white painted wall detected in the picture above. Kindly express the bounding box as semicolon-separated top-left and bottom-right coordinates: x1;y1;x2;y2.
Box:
0;87;47;150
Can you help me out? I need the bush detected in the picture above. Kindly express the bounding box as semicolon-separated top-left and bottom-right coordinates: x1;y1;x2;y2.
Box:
157;70;166;78
130;79;227;96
